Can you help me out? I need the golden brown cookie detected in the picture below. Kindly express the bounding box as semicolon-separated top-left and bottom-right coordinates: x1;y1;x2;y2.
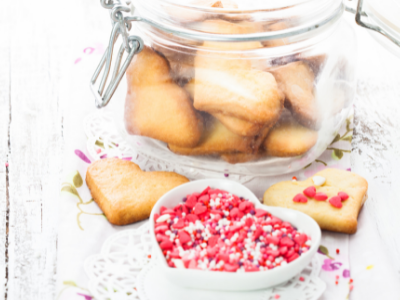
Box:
270;61;318;128
86;158;189;225
192;21;283;124
212;113;265;136
264;117;318;157
263;168;368;234
193;67;284;124
185;79;276;138
168;116;255;155
125;46;203;147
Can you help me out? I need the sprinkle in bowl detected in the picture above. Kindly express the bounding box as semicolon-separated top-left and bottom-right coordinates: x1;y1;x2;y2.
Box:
150;179;321;291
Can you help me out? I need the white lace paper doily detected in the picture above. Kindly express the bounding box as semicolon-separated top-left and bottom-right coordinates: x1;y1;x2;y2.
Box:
84;222;326;300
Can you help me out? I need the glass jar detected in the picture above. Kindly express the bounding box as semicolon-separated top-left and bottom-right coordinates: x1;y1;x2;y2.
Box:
94;0;357;176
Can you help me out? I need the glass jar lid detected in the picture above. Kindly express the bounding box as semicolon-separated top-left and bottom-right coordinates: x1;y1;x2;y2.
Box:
132;0;344;42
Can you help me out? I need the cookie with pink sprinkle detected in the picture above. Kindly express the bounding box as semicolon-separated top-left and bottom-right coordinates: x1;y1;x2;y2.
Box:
263;169;368;234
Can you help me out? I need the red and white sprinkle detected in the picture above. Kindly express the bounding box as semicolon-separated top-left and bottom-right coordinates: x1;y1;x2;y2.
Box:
155;187;312;272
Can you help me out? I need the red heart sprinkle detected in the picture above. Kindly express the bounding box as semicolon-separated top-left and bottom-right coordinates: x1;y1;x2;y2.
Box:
230;207;240;218
245;218;254;227
185;214;199;223
161;209;175;215
208;235;219;247
160;240;173;250
287;253;300;262
266;236;280;245
329;196;343;208
198;194;210;203
188;259;197;269
185;195;197;208
238;202;247;211
255;209;268;217
253;227;263;240
218;253;230;263
207;246;218;257
338;191;349;201
224;263;239;272
193;203;207;215
314;192;328;201
172;218;185;229
303;186;316;198
279;246;288;255
199;186;210;196
280;236;295;247
179;231;191;245
294;233;307;246
293;194;308;203
244;264;259;272
153;213;160;222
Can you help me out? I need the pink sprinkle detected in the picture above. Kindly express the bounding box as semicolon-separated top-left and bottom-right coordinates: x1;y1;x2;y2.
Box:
299;276;305;282
5;162;9;167
74;57;82;64
96;148;101;154
336;275;340;280
274;295;280;299
155;188;312;273
349;284;354;291
83;47;95;55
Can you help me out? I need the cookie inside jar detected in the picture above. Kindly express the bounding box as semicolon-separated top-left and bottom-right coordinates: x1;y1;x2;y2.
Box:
120;0;355;175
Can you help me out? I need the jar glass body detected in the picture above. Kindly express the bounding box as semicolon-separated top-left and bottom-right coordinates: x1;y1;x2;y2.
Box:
108;0;356;176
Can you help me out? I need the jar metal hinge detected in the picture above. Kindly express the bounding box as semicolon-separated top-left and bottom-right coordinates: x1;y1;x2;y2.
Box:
345;0;400;48
90;0;143;108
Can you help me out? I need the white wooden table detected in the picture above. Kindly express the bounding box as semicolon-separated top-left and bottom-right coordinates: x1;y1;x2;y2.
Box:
1;1;400;299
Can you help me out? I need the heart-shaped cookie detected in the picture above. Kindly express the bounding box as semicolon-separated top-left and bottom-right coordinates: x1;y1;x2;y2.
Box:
263;168;368;234
125;46;203;148
86;158;189;225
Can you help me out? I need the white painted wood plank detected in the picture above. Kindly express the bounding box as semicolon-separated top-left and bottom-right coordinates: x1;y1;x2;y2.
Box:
0;2;11;297
6;1;62;298
4;0;108;299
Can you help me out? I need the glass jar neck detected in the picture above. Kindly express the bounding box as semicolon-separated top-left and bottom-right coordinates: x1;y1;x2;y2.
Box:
132;0;344;43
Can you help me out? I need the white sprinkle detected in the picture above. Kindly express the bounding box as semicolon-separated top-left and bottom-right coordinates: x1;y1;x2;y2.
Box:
263;225;272;232
313;176;326;186
172;259;185;269
156;214;170;223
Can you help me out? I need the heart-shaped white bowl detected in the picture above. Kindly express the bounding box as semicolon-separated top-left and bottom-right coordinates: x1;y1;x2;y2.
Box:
149;179;321;291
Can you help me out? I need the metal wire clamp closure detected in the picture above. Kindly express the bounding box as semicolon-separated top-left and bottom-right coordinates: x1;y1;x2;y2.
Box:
91;1;144;108
345;0;400;48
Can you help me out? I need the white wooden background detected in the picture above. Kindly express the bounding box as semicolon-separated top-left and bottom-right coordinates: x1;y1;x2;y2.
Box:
1;0;400;299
